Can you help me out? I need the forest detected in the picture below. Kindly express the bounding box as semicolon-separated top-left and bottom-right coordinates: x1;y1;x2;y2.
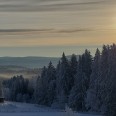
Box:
3;44;116;116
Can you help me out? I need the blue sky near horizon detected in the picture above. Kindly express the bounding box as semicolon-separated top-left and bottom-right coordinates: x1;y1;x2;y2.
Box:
0;45;102;57
0;0;116;56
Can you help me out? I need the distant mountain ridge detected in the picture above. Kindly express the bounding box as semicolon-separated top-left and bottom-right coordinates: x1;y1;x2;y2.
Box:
0;55;79;68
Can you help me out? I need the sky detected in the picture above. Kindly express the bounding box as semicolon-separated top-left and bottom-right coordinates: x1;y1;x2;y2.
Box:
0;0;116;57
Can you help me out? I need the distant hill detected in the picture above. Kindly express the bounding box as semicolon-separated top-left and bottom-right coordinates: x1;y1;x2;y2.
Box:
0;56;79;68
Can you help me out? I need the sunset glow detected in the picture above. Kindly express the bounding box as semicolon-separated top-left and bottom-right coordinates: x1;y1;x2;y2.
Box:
0;0;116;56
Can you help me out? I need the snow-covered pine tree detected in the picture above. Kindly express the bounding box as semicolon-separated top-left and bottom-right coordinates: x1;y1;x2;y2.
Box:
69;50;92;111
3;75;31;102
98;45;109;112
46;61;56;106
69;56;85;111
55;60;66;108
35;62;56;106
70;54;78;89
35;66;48;105
86;48;101;112
105;44;116;116
86;44;116;115
0;80;4;103
56;53;72;107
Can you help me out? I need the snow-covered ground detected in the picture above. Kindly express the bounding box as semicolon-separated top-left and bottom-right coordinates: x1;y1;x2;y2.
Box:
0;102;102;116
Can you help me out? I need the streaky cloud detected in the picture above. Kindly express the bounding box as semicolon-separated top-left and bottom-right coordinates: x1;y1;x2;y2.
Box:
0;0;111;12
0;28;93;35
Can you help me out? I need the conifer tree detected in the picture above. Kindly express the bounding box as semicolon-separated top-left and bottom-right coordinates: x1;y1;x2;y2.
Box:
86;48;101;111
56;53;71;107
69;50;92;111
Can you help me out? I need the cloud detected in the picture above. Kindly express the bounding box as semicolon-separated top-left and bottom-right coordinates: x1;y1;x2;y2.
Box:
0;29;53;33
0;0;110;12
0;28;115;35
0;28;93;35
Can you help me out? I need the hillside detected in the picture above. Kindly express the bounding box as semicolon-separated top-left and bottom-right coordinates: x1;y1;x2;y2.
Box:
0;55;78;79
0;65;40;79
0;102;102;116
0;56;79;68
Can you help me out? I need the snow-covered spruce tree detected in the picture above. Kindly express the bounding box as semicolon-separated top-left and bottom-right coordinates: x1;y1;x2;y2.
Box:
105;44;116;116
46;61;56;106
56;53;73;108
3;75;31;102
54;60;66;108
86;44;116;115
55;60;61;101
69;50;92;111
98;45;110;113
106;81;116;116
82;49;92;91
86;48;101;112
34;66;48;105
35;62;56;106
70;54;78;88
69;56;85;111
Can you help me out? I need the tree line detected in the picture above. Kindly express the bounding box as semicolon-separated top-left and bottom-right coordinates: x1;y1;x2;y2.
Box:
3;44;116;116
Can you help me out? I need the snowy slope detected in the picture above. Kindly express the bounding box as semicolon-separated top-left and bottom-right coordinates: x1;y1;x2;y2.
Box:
0;113;102;116
0;102;102;116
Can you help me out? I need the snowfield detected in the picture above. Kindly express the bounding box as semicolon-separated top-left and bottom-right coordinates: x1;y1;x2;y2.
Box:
0;102;102;116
